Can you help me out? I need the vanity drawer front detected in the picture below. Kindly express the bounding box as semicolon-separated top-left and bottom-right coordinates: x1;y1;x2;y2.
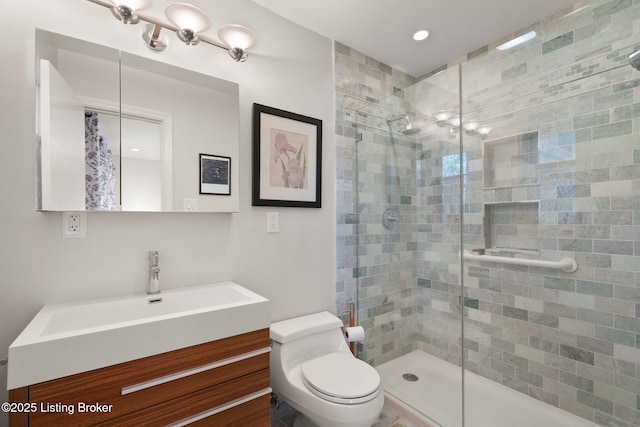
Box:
95;369;270;427
27;329;269;426
187;394;271;426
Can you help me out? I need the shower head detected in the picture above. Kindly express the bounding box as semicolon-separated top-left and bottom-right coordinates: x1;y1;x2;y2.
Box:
386;114;410;125
628;49;640;71
386;114;421;136
402;125;421;135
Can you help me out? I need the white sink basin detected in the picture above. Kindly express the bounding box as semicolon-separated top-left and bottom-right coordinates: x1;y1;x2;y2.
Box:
8;282;269;389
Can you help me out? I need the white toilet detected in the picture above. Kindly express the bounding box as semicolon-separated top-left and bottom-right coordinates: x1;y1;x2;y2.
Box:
270;311;384;427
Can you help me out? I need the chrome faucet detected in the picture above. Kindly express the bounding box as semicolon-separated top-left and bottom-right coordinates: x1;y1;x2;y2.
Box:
148;251;160;294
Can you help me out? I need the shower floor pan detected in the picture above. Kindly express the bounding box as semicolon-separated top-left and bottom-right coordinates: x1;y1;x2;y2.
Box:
376;350;599;427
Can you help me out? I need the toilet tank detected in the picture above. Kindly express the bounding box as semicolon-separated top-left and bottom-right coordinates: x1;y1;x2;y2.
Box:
270;311;343;344
270;312;350;364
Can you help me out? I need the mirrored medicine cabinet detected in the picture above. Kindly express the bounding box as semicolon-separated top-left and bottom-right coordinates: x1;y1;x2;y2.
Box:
35;29;240;213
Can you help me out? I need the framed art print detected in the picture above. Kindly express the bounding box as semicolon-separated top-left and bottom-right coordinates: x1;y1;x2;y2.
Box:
252;103;322;208
199;154;231;195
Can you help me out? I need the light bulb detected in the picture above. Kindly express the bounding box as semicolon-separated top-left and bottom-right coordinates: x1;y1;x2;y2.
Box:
413;29;430;41
218;24;257;61
111;0;152;10
447;116;461;128
433;110;452;127
110;0;152;24
463;120;480;134
218;24;257;50
165;3;211;45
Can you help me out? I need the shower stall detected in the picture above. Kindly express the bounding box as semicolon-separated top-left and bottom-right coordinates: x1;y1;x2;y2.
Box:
345;1;640;426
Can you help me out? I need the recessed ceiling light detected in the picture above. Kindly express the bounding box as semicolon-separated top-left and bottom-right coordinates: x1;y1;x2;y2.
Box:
496;31;536;51
130;148;141;152
413;29;430;41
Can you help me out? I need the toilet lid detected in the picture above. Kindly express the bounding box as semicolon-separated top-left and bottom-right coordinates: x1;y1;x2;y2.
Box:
301;353;380;400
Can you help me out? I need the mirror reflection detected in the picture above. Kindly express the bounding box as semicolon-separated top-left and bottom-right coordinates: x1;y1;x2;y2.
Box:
35;29;240;213
85;111;163;211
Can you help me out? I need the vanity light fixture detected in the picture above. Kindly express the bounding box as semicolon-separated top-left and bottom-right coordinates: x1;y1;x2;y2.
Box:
447;115;461;128
432;110;492;138
109;0;151;24
89;0;258;61
218;24;257;62
463;121;492;137
165;2;211;45
462;120;480;134
141;23;169;51
433;110;452;127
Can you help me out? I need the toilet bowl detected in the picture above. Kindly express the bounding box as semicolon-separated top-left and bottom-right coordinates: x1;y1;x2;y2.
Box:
270;311;384;427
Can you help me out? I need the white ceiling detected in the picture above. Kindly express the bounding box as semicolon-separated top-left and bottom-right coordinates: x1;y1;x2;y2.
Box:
250;0;578;77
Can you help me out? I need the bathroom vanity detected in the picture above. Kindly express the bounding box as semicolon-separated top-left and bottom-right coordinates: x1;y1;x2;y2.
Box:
9;330;270;426
7;282;271;426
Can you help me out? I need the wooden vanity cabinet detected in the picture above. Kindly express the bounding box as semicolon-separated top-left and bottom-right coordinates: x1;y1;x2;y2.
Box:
8;329;271;426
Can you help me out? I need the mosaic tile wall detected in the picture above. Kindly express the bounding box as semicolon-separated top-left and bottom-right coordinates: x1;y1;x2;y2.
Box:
334;0;640;426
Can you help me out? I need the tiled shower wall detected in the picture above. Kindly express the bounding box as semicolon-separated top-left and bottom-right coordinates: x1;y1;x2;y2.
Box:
333;42;417;362
416;0;640;426
335;0;639;426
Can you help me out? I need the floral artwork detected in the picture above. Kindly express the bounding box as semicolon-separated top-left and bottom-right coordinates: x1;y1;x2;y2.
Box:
270;129;308;189
252;103;322;208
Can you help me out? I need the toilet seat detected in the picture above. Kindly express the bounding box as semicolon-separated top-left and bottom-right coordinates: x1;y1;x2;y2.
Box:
300;353;381;404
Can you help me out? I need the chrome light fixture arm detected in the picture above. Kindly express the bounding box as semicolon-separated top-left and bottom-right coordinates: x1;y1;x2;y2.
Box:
87;0;255;60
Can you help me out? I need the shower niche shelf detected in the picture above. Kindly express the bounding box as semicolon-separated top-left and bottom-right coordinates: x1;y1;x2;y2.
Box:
483;201;540;253
483;131;539;189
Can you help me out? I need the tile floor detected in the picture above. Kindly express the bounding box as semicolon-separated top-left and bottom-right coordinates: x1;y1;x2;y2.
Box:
270;400;421;427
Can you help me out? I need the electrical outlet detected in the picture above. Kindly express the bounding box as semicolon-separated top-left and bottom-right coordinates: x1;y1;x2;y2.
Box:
63;212;86;238
267;212;279;233
68;214;80;232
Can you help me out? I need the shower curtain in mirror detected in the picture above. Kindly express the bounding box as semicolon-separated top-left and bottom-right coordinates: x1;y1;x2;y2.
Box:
84;111;116;210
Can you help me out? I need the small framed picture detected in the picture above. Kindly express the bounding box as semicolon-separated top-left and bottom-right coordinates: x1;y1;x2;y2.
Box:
199;154;231;195
252;103;322;208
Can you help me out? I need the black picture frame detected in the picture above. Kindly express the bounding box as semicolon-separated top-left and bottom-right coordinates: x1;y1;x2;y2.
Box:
252;103;322;208
199;154;231;195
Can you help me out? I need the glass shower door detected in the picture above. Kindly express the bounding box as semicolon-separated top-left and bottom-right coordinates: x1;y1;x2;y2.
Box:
354;65;466;427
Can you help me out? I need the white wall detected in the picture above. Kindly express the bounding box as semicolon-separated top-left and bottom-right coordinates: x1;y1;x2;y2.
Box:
121;157;162;211
0;0;335;420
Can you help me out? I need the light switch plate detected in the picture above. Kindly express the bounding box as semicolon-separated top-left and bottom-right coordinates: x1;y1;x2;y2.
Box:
184;198;199;211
